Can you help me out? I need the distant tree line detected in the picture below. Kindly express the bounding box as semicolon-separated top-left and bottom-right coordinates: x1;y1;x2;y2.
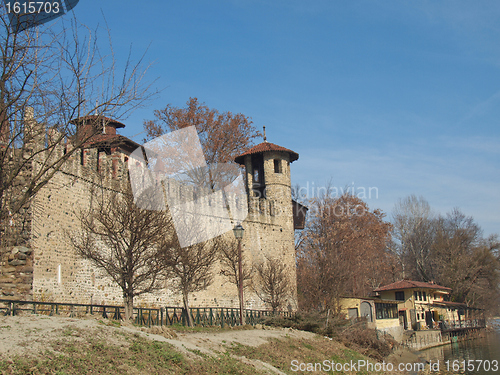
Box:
390;195;500;314
296;191;500;316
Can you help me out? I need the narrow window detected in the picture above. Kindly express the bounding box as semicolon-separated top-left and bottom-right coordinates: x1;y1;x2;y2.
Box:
274;159;281;173
253;168;259;182
414;291;418;300
80;149;85;166
418;291;422;301
423;292;427;301
57;264;62;284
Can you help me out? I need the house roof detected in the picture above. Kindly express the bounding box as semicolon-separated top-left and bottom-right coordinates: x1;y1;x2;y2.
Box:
83;134;140;150
234;142;299;164
373;280;452;293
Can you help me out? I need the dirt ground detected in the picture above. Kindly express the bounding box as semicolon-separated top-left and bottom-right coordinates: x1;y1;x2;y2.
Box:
0;314;424;375
0;314;317;358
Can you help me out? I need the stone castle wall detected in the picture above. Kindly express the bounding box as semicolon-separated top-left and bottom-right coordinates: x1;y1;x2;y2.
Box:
27;141;298;310
1;116;298;311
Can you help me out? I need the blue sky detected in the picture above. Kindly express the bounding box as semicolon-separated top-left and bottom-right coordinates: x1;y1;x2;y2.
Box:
70;1;499;236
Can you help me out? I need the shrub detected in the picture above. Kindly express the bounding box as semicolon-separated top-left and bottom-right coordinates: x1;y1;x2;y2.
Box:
257;311;393;360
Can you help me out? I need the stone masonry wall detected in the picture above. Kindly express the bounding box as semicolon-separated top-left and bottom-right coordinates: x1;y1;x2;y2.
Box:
0;246;33;300
3;128;299;311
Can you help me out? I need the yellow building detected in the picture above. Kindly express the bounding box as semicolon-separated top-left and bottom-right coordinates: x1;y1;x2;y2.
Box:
373;280;452;331
339;297;402;341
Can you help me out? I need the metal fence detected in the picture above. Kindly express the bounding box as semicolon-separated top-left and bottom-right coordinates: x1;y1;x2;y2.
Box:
0;299;294;327
403;332;444;350
439;319;486;331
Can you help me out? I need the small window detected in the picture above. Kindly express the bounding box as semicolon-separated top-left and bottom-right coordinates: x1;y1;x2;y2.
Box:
423;292;426;301
274;159;282;173
395;291;405;301
414;291;418;300
418;291;422;301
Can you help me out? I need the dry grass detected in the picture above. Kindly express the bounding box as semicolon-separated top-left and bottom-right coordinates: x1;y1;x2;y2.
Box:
0;326;266;375
228;335;370;374
257;312;395;361
0;314;432;375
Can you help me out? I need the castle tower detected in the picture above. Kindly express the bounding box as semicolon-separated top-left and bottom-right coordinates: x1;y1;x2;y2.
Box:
71;114;126;140
235;140;298;210
235;140;299;310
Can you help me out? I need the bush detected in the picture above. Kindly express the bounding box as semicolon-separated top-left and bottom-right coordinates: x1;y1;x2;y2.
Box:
333;321;393;361
257;311;393;360
256;312;323;332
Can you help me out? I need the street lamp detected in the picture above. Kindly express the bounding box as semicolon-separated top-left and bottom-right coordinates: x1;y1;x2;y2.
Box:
233;224;245;325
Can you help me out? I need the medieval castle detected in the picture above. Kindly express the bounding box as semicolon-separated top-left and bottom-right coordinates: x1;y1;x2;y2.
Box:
0;114;304;311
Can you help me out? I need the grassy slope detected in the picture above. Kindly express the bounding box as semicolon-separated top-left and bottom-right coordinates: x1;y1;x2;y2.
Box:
0;323;387;375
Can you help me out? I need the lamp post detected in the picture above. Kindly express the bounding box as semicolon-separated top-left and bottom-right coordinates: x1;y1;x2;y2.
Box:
233;224;245;325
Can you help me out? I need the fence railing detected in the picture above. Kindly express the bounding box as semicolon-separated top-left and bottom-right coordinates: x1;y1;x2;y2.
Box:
0;299;294;328
403;332;444;350
439;319;486;331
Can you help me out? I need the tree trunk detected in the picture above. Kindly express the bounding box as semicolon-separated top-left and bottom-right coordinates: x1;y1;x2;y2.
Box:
183;292;194;327
124;294;134;321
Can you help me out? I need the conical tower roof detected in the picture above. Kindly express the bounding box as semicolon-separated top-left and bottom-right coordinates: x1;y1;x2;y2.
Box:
234;142;299;165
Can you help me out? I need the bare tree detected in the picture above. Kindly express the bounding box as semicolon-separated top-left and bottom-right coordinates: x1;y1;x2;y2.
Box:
219;238;253;305
71;183;173;320
254;254;290;313
0;11;157;246
432;209;500;312
391;197;500;315
390;195;435;281
163;237;221;326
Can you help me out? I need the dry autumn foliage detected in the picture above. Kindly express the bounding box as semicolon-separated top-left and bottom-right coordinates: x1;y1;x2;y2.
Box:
144;97;261;165
297;192;394;313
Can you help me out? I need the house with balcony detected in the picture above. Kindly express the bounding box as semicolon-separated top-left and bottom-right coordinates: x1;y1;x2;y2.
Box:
373;280;484;332
373;280;451;330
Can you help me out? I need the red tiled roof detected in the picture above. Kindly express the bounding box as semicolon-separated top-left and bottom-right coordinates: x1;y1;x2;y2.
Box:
70;115;126;128
374;280;452;292
234;142;299;164
83;134;140;149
